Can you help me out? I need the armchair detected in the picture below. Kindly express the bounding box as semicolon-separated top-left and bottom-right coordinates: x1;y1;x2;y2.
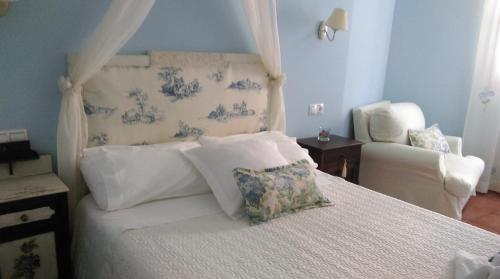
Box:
353;101;484;219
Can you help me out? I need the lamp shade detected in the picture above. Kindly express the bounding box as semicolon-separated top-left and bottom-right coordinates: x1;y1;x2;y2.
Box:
0;1;9;17
325;8;349;31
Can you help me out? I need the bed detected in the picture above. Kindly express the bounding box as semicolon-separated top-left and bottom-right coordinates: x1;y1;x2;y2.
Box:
69;51;500;278
73;171;500;278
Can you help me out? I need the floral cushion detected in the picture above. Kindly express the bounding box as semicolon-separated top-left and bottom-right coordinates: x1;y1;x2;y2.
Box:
232;160;332;225
409;124;450;153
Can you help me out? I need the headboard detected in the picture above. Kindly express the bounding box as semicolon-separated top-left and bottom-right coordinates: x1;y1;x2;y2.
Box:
74;51;270;147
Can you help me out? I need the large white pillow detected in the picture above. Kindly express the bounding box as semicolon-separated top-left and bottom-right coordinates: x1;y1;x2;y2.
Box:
369;103;426;144
199;131;317;168
81;142;210;211
183;138;288;219
369;106;405;143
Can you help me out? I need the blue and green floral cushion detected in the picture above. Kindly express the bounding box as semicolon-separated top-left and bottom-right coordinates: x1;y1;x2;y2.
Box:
232;159;332;225
409;124;450;153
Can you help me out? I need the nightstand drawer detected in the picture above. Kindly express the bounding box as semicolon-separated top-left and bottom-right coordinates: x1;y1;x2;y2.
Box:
298;136;363;184
322;146;361;168
0;207;55;229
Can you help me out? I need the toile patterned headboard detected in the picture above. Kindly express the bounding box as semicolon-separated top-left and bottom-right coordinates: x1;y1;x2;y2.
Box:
78;51;270;147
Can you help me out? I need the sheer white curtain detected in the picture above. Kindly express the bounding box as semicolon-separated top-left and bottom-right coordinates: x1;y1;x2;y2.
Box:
57;0;155;211
242;0;286;132
463;0;500;193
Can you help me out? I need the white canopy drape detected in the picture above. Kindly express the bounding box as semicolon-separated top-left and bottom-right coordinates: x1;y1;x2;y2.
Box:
57;0;286;213
57;0;155;212
463;0;500;193
243;0;286;132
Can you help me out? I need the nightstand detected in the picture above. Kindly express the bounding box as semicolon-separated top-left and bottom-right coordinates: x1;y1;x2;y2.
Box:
0;173;70;278
298;135;363;184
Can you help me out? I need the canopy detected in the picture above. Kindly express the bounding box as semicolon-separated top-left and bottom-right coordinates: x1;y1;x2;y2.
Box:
57;0;287;214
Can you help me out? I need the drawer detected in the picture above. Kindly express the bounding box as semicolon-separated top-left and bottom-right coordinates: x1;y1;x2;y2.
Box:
322;146;361;167
0;207;55;229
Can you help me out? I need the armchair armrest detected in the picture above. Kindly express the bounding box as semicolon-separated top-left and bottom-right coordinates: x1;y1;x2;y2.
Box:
445;136;462;156
362;142;446;181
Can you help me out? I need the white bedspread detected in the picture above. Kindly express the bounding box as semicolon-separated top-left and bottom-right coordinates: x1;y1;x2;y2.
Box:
73;171;500;279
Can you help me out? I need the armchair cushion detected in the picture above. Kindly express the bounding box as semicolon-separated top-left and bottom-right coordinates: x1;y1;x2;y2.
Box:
362;102;426;145
353;101;391;143
445;136;463;156
444;154;485;197
388;103;426;144
369;106;405;143
362;142;446;181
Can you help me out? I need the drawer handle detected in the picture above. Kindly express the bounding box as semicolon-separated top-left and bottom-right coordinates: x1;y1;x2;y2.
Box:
20;214;29;222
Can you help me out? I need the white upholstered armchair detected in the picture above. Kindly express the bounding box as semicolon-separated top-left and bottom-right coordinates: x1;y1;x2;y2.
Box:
353;101;485;219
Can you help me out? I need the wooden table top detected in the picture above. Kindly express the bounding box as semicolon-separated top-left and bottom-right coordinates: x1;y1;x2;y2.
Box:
0;173;68;203
297;135;363;151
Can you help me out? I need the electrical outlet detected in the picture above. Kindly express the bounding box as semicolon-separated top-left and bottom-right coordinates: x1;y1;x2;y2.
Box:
309;103;325;115
0;129;28;143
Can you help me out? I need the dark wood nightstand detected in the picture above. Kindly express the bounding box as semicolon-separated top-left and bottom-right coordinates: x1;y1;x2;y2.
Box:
0;173;71;278
298;135;363;184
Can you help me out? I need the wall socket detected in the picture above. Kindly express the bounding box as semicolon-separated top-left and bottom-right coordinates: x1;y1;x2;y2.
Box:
0;129;28;143
309;103;325;115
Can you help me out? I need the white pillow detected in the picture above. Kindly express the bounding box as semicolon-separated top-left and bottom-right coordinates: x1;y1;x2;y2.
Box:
369;106;405;143
80;142;210;211
183;138;288;219
199;131;317;168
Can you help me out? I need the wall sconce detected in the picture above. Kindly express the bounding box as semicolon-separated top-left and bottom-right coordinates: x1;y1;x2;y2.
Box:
0;1;11;17
318;8;349;41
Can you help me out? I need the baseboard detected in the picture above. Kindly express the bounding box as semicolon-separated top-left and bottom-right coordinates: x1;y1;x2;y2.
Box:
490;182;500;194
476;180;490;193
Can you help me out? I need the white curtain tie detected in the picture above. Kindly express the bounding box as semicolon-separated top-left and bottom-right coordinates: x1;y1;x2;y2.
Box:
269;73;287;88
58;76;81;96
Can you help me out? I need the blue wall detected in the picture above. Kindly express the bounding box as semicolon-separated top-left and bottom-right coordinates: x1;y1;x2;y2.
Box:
280;0;353;138
0;0;395;163
384;0;484;136
341;0;395;136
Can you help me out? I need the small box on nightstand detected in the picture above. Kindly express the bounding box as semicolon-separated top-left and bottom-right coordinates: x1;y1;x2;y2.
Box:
298;135;363;184
0;160;70;278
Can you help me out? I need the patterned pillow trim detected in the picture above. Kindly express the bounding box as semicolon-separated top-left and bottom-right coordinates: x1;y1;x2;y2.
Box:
409;124;450;153
233;159;332;225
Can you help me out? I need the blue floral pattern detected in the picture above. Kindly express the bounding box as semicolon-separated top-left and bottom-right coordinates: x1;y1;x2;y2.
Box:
132;141;149;146
84;52;270;147
173;121;204;139
12;239;40;279
121;89;164;125
83;100;117;117
479;89;496;110
89;133;109;146
233;160;332;225
158;66;201;101
259;110;268;132
409;124;450;153
228;78;262;91
208;70;224;82
207;101;256;122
